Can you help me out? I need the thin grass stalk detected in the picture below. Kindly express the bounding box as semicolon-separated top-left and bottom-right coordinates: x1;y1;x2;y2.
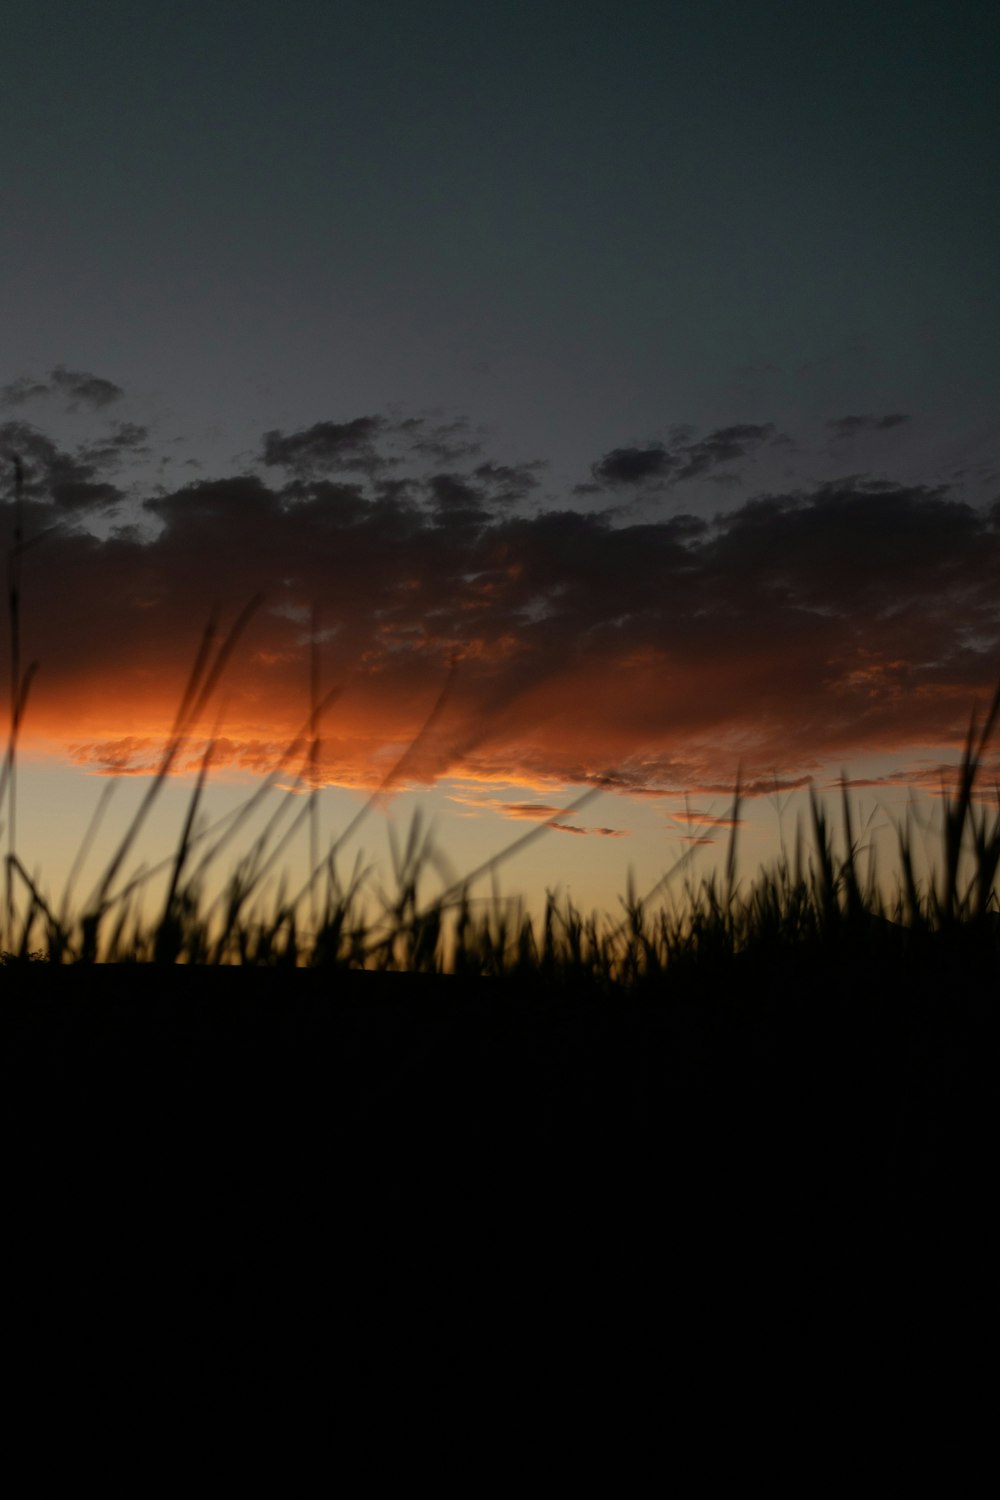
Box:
7;854;66;957
5;456;24;940
86;597;262;922
57;780;117;939
938;681;1000;923
155;733;218;963
309;602;321;938
186;684;343;893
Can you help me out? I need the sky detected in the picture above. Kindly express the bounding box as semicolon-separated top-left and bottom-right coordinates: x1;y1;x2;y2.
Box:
1;0;999;928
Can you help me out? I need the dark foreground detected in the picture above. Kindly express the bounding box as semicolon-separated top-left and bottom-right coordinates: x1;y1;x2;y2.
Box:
2;952;996;1437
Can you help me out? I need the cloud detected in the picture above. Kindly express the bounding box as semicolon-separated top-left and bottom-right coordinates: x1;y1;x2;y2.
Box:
671;810;742;828
826;760;1000;799
0;366;123;411
671;423;776;480
402;416;483;463
591;444;675;486
448;795;628;835
590;423;781;488
827;414;910;440
68;736;162;775
261;417;387;474
427;472;483;517
0;421;124;512
0;377;52;407
50;366;124;410
549;823;627;837
472;461;544;503
260;416;534;495
422;461;543;525
5;405;1000;804
499;802;571;820
78;423;150;468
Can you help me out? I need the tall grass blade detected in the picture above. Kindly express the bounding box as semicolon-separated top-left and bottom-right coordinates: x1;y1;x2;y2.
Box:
86;597;263;919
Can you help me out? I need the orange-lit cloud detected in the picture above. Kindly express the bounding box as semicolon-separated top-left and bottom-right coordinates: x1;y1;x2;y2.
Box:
670;810;743;827
4;407;1000;806
442;791;627;836
551;824;628;838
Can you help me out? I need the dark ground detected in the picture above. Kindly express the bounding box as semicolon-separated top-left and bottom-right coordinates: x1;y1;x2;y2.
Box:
1;955;995;1437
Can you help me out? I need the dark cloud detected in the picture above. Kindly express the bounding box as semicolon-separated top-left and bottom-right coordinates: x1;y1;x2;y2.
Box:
0;421;123;512
472;461;543;503
261;417;387;473
423;461;542;524
0;367;123;411
6;406;1000;800
591;444;675;486
0;422;61;472
828;414;911;440
404;417;483;463
672;423;776;480
50;366;124;410
0;377;52;408
426;472;484;527
590;424;781;488
48;470;121;512
279;477;370;525
78;423;150;469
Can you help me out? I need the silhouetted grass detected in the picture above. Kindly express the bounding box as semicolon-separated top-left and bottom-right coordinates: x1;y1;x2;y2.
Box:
1;546;995;1418
1;574;998;984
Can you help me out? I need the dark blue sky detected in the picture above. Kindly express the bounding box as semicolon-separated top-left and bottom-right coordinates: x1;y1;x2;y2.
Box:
3;0;998;496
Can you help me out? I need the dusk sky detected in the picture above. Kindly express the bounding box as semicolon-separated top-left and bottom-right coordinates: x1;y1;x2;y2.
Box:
2;0;999;919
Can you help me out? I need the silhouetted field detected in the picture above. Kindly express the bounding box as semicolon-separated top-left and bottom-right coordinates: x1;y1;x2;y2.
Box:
3;935;996;1422
1;582;997;1423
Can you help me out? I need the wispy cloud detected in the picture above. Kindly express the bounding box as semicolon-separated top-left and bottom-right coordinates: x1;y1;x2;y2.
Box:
444;791;626;836
589;423;781;489
827;413;910;440
0;365;123;412
261;417;388;474
550;823;627;837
